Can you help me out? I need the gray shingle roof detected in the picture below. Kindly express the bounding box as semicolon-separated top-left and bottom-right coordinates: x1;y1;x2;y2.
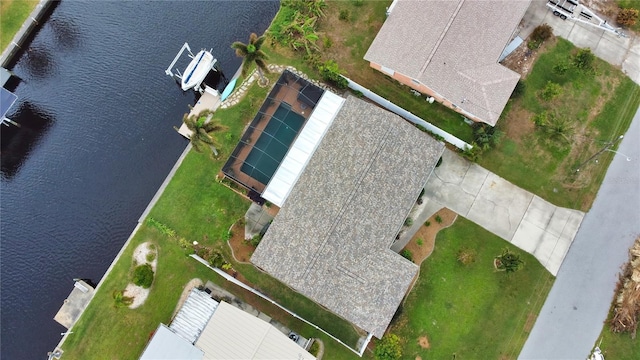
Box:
251;96;444;338
364;0;531;125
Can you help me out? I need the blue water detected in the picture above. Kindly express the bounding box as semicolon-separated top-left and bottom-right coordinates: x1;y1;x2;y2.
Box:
0;1;278;358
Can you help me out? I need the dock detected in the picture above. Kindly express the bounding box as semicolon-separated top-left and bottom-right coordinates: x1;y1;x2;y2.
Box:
53;280;95;329
176;85;222;139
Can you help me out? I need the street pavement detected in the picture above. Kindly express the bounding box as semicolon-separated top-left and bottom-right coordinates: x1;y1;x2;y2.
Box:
423;149;584;276
519;0;640;85
519;106;640;359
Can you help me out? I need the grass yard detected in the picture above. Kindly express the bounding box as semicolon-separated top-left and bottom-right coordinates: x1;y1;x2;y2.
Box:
60;73;361;359
480;38;640;211
597;324;640;360
387;217;554;360
1;0;38;50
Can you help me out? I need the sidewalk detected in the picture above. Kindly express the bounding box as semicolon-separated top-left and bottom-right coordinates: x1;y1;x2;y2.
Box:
423;149;584;275
519;0;640;84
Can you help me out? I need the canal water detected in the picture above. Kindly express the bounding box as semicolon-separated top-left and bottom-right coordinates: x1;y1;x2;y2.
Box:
0;1;278;358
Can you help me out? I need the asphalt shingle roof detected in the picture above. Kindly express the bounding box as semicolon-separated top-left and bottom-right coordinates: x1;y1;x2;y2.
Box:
364;0;531;125
251;96;444;338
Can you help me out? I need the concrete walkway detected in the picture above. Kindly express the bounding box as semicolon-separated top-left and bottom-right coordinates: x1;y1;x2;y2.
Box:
519;0;640;85
424;149;584;275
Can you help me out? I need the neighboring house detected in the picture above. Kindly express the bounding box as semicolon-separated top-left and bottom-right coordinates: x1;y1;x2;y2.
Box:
251;94;444;338
139;289;315;360
364;0;531;126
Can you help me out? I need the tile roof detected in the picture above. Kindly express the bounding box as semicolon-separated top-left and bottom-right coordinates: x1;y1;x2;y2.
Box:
364;0;531;125
251;96;444;338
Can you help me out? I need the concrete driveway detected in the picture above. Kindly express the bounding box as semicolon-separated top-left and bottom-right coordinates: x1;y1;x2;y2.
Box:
424;149;584;275
519;0;640;85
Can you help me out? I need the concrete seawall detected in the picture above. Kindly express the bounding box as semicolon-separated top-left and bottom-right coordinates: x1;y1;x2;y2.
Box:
1;0;57;68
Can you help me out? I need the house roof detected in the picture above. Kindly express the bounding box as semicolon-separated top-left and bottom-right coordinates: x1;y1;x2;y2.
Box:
169;287;219;344
140;290;315;360
139;324;204;360
364;0;531;125
251;96;445;338
196;301;316;360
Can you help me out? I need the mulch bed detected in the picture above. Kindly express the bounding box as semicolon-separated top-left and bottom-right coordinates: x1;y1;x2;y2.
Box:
402;208;458;265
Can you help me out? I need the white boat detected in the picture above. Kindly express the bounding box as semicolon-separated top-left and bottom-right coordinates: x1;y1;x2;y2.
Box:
181;50;216;91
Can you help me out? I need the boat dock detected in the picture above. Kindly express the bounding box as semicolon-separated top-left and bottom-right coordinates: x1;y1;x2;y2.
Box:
53;280;95;329
176;85;222;138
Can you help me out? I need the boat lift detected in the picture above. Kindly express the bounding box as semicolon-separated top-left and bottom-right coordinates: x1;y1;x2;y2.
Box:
165;42;218;93
546;0;626;37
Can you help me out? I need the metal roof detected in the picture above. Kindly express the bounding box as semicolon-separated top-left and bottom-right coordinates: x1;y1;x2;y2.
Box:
1;87;18;119
251;96;445;338
169;289;219;344
261;91;345;207
196;301;316;360
139;324;204;360
364;0;530;125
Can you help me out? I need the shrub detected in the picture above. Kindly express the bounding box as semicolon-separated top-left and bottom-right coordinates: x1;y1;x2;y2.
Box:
322;35;332;48
416;238;424;246
353;0;364;7
461;143;481;162
374;333;402;360
132;264;154;288
318;60;348;89
112;290;133;308
145;252;156;262
572;48;595;72
404;217;413;227
400;249;413;262
435;214;443;224
552;60;570;75
533;111;550;127
424;221;431;227
208;250;228;268
309;341;320;356
617;8;639;27
539;81;563;101
510;80;526;99
250;233;263;247
473;123;503;150
178;237;191;250
339;9;350;21
457;248;476;265
495;249;524;273
531;24;553;43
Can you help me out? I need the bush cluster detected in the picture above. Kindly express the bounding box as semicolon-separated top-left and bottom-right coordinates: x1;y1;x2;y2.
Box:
132;264;154;288
617;8;639;27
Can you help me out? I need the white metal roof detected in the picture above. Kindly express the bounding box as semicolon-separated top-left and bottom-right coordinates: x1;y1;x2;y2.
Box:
196;301;315;360
139;324;204;360
261;91;345;207
169;289;219;344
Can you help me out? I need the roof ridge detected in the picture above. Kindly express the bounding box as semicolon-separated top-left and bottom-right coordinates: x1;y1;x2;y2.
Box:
418;0;466;78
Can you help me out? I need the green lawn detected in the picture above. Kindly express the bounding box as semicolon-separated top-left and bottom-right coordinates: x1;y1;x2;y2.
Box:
388;217;554;360
479;39;640;211
1;0;38;50
597;320;640;359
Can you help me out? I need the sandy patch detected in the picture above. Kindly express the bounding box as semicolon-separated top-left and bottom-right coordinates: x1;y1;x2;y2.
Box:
124;284;149;309
172;279;205;318
133;241;158;271
125;242;158;309
418;335;430;349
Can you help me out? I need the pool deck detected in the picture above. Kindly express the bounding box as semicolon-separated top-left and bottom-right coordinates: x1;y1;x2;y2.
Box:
176;86;222;138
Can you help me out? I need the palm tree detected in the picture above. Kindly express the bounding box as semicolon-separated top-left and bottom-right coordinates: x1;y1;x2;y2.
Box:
181;110;226;158
231;33;269;86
